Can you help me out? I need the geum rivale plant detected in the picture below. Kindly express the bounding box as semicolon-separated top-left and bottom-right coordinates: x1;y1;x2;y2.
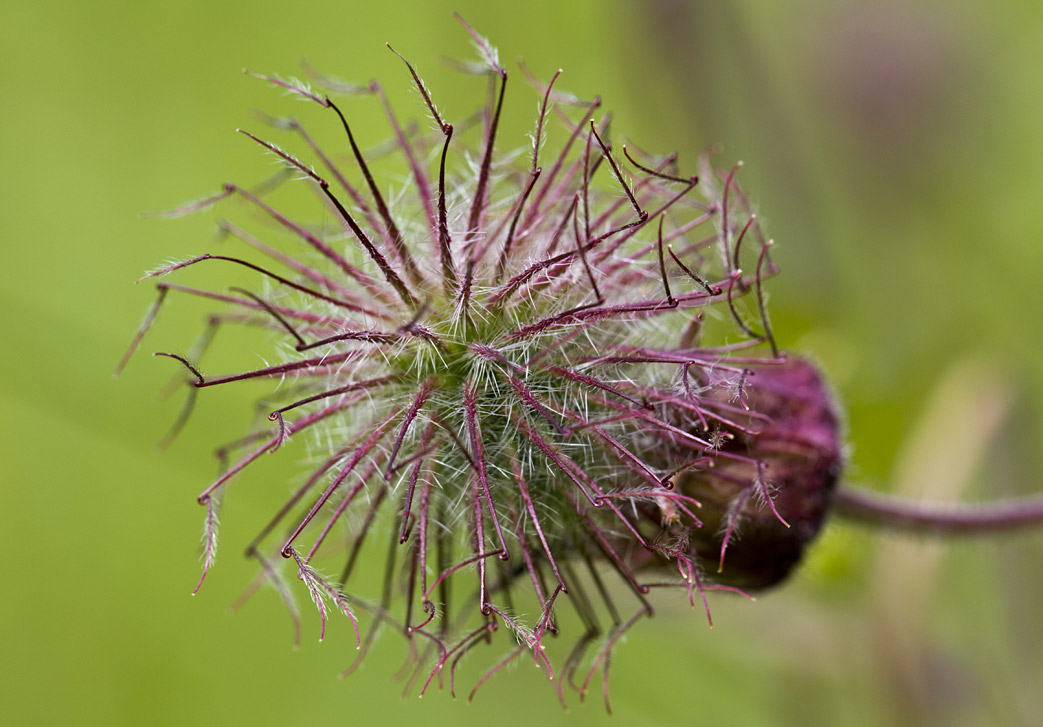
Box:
119;19;1043;709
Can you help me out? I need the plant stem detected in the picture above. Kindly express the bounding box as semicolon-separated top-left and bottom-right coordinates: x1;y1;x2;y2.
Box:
833;485;1043;535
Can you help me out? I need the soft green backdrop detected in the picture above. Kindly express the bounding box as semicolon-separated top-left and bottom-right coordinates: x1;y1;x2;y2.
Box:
3;1;1042;725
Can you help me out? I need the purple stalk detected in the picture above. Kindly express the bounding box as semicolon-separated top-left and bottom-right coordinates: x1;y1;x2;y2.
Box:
835;486;1043;534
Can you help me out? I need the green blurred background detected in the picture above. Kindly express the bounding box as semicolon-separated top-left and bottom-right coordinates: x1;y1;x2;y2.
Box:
4;1;1042;725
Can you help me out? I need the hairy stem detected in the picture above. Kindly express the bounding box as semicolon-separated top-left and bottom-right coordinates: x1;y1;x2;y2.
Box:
834;485;1043;535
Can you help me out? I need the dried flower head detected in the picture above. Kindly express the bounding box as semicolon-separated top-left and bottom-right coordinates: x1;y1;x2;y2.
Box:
120;19;845;708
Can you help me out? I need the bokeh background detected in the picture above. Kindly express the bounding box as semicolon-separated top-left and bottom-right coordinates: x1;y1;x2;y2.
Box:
4;1;1043;725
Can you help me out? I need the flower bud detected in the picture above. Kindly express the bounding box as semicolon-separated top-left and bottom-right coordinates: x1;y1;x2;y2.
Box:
645;358;844;589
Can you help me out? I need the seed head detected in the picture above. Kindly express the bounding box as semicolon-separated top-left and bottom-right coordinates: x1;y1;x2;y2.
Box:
121;21;843;708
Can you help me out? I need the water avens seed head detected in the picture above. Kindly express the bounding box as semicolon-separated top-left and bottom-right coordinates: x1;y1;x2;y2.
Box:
123;20;842;707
